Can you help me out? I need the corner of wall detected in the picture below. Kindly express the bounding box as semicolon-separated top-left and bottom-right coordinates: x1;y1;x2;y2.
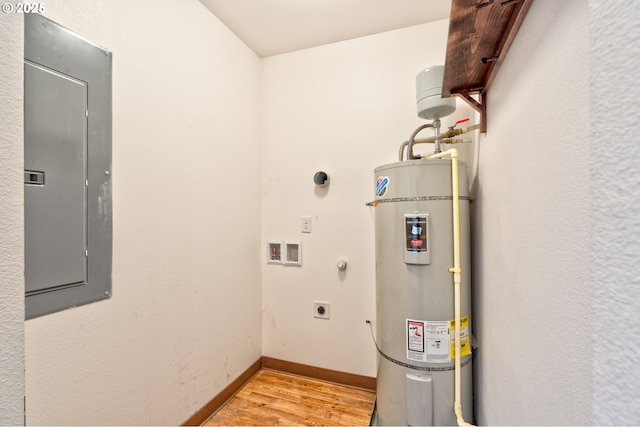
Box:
0;13;26;427
589;1;640;424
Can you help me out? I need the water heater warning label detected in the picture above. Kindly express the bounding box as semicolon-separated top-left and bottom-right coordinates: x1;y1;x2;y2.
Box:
450;316;471;359
407;319;450;363
407;321;424;353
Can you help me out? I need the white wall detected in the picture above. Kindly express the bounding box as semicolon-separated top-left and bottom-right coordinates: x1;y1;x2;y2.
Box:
473;0;640;424
0;13;25;427
474;0;592;424
260;20;474;377
589;1;640;424
24;1;262;425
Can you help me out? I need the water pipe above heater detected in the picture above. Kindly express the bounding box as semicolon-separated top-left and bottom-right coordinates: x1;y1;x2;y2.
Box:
398;119;479;161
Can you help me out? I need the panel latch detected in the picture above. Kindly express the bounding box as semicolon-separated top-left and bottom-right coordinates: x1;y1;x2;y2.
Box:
24;170;44;186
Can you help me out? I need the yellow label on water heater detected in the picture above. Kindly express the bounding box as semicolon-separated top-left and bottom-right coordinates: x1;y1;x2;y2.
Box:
449;315;471;359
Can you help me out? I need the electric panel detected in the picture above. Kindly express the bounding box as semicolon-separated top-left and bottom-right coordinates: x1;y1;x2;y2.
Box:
25;13;112;319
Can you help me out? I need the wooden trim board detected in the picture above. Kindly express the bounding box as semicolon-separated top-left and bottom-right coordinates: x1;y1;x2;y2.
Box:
262;357;376;392
182;357;376;426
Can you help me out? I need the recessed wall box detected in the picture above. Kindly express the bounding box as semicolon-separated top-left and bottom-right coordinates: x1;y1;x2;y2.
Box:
284;241;302;266
267;241;283;264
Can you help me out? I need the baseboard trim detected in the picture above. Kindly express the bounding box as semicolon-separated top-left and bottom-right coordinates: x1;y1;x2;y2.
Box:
182;356;376;425
181;357;262;426
262;356;376;392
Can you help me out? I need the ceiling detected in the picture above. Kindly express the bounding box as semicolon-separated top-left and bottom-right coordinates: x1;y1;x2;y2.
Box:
199;0;452;58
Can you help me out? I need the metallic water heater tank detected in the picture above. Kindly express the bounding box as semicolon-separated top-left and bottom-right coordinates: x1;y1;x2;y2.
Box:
374;159;473;426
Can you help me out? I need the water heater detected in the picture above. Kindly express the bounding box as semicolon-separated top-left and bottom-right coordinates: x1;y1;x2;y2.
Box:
372;65;473;425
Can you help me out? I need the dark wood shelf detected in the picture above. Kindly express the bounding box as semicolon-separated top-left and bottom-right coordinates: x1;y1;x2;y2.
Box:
442;0;534;133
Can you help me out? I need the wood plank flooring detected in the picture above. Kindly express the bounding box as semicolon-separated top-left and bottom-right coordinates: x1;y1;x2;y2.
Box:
203;369;376;426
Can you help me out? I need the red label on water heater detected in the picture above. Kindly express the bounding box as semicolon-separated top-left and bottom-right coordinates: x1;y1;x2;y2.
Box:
406;217;427;252
403;213;431;265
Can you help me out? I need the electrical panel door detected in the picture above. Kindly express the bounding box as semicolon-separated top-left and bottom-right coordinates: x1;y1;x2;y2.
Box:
24;61;88;294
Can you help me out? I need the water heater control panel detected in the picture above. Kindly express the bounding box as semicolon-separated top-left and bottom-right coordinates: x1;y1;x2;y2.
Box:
404;213;431;265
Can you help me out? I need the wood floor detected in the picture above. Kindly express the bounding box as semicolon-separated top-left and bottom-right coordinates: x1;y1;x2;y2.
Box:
203;369;376;426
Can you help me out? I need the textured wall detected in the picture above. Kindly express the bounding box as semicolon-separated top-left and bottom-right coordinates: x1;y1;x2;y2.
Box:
0;13;25;427
260;20;474;377
24;1;262;425
589;1;640;424
473;0;593;424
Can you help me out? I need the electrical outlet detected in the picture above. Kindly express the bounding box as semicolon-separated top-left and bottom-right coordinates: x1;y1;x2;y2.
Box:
313;301;330;319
